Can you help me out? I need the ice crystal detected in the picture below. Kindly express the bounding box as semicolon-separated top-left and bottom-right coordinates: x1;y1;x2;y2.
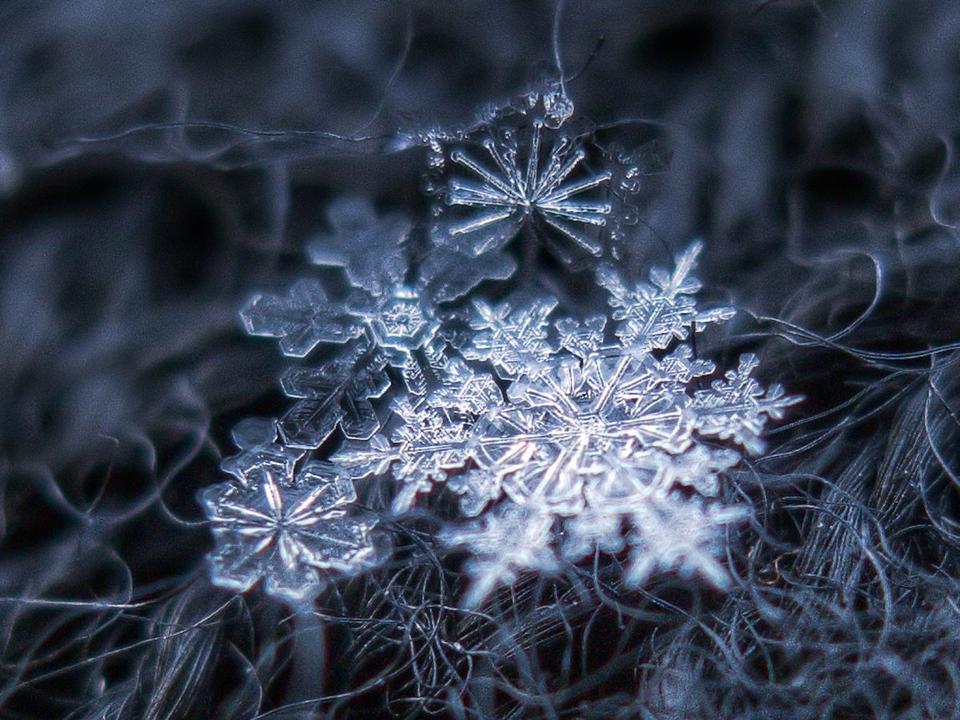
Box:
241;200;445;448
440;504;559;608
200;427;377;602
458;296;557;379
217;173;799;606
435;104;613;266
332;241;799;605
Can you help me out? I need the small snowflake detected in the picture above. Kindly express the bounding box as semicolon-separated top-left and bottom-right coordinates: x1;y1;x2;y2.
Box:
434;99;613;266
199;458;377;603
349;285;440;361
440;504;559;608
625;496;750;589
241;201;446;447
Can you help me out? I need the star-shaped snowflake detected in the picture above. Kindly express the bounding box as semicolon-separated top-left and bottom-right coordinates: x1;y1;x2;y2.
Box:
441;121;612;264
330;242;799;605
625;496;750;589
440;504;559;608
199;460;377;602
348;285;440;361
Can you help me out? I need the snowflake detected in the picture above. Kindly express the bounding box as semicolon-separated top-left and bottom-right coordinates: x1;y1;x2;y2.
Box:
241;200;446;448
465;346;710;516
200;449;378;603
331;242;799;605
434;101;613;266
440;504;559;608
347;285;440;363
624;495;750;589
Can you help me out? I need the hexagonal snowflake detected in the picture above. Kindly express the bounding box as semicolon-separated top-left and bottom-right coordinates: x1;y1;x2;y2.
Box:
332;242;799;605
447;124;611;247
435;109;613;266
200;453;377;603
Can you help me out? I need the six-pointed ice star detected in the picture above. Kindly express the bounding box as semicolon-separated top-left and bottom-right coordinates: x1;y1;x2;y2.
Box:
200;461;376;602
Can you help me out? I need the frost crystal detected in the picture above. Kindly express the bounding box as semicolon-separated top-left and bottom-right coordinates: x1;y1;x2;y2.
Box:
200;423;377;602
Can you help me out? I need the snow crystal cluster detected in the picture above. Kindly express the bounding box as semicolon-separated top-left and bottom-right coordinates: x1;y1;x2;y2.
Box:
199;91;800;606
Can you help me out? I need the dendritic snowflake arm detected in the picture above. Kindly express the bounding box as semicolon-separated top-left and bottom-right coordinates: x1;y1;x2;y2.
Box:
333;395;479;513
625;496;750;589
199;461;377;602
330;353;502;515
240;279;362;357
554;316;606;359
597;241;736;353
457;296;557;379
277;342;390;449
441;504;559;608
691;354;802;454
307;196;410;298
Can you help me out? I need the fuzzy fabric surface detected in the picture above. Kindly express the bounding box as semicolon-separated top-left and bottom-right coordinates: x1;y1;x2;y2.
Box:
2;2;960;718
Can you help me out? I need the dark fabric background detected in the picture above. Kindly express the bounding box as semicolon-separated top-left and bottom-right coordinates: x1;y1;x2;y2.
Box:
2;2;960;718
